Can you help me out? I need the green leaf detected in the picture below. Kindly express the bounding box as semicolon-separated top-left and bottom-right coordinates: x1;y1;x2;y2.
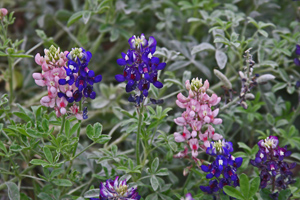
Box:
223;186;244;199
156;168;169;176
0;141;7;153
272;83;287;93
42;119;49;132
13;112;32;122
37;192;54;200
52;179;72;187
215;50;228;69
68;122;80;138
82;11;91;24
278;68;289;82
5;182;20;200
84;189;100;198
50;169;64;178
94;122;103;138
146;193;158;200
239;174;249;199
291;153;300;161
20;193;32;200
110;28;120;42
43;146;53;163
150;175;159;191
64;120;70;135
96;135;111;144
9;54;32;58
237;142;251;154
67;11;84;27
266;113;275;126
249;177;260;198
278;189;291;200
86;124;94;140
191;42;215;55
258;29;268;37
30;159;49;166
151;157;159;173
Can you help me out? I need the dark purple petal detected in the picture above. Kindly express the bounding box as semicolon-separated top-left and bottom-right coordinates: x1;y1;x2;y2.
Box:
295;58;300;66
59;79;67;85
90;91;96;99
153;81;163;88
296;44;300;55
94;75;102;83
143;89;148;97
88;70;95;78
58;92;65;98
117;58;127;66
151;57;160;64
157;63;166;70
115;74;125;82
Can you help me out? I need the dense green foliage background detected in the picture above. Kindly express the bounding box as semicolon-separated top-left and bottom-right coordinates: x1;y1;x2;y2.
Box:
0;0;300;199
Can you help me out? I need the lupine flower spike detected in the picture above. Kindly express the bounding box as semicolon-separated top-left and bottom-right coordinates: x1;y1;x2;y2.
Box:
250;136;296;193
173;78;223;164
200;140;243;194
90;176;141;200
115;34;166;106
33;45;102;120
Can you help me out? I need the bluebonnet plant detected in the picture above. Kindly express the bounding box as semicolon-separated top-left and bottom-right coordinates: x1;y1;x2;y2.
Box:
90;176;141;200
200;140;243;194
250;136;296;191
115;34;166;105
57;47;102;119
58;47;102;103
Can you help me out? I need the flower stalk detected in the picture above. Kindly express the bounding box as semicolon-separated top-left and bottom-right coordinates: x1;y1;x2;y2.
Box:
136;102;144;165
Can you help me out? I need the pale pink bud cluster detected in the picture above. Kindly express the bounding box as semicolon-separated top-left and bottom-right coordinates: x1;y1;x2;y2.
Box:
0;8;8;20
173;79;223;161
32;46;81;119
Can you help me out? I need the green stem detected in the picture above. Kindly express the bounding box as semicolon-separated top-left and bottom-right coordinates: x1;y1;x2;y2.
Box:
220;97;239;111
8;56;13;104
72;100;82;157
59;115;66;134
182;170;193;194
1;105;14;125
0;165;35;190
136;102;144;165
288;101;300;128
90;32;104;55
73;141;96;160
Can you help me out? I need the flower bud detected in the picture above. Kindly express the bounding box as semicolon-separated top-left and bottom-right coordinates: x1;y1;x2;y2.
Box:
191;77;203;91
257;74;275;84
245;93;255;100
241;101;248;109
185;80;191;90
0;8;8;20
214;69;232;89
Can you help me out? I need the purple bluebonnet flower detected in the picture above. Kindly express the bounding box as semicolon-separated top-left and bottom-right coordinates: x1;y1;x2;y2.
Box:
200;140;243;195
90;176;141;200
206;140;233;156
250;135;296;191
59;47;102;103
58;48;102;119
294;44;300;66
115;34;166;106
200;180;219;194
